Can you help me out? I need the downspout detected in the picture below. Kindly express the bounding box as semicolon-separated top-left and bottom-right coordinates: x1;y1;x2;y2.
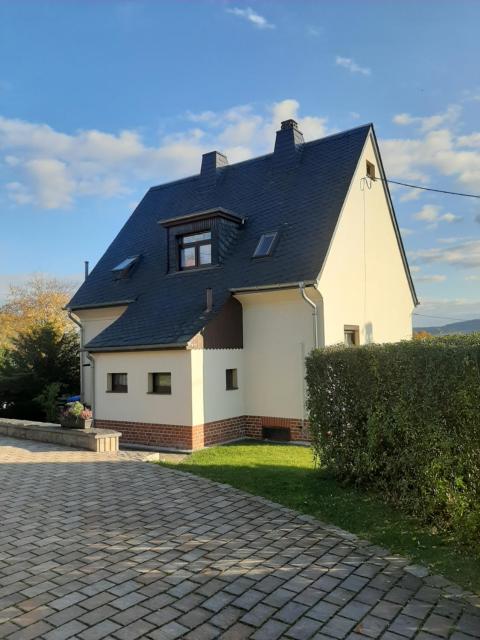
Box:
86;352;96;418
298;282;319;440
68;311;84;402
299;282;319;349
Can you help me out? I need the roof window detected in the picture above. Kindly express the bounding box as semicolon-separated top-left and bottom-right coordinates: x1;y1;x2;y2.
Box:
112;255;139;278
253;232;277;258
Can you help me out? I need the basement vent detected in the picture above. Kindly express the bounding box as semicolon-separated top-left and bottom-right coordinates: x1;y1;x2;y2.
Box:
262;426;291;442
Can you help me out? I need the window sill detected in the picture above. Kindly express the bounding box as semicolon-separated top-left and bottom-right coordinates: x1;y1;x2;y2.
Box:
226;387;239;391
147;391;172;396
106;390;128;394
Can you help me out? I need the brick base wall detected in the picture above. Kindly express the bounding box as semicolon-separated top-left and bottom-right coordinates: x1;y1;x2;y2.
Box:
95;415;309;451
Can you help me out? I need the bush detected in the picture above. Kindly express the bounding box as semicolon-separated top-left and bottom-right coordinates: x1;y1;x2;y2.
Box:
306;335;480;548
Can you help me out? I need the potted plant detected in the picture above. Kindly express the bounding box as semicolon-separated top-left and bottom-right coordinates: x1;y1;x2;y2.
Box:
60;401;93;429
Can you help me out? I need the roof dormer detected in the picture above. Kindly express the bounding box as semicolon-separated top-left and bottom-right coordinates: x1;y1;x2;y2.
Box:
159;207;245;273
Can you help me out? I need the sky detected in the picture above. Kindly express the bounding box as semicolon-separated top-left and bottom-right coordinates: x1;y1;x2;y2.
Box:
0;0;479;327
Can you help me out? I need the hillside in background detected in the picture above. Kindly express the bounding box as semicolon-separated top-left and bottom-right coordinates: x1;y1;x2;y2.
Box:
414;319;480;336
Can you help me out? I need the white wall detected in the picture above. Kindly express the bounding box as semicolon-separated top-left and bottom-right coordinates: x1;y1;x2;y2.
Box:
191;349;244;424
236;288;321;420
93;350;192;425
318;133;415;345
74;306;127;405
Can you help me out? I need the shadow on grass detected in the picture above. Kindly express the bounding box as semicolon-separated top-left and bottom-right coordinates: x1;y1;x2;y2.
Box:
162;449;480;594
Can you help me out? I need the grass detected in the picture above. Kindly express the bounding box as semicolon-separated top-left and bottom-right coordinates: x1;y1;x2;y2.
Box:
160;442;480;594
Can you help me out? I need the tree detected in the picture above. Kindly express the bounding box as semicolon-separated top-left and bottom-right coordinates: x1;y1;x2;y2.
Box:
0;275;78;348
414;330;432;340
0;323;79;421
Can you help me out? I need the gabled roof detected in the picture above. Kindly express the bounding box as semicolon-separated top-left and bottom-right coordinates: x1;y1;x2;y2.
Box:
68;123;415;350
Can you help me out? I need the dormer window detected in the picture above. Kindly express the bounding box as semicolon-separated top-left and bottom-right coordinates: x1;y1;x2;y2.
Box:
179;231;212;270
112;255;139;279
253;232;277;258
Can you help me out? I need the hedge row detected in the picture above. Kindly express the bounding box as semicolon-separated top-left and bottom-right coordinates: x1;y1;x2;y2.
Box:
305;335;480;548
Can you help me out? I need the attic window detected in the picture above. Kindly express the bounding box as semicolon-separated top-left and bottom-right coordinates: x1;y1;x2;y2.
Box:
366;160;376;180
112;256;139;278
253;232;277;258
179;231;212;269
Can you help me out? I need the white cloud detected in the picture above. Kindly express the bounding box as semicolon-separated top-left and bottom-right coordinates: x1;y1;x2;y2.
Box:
410;265;421;272
0;100;329;211
415;274;447;283
226;7;275;30
381;118;480;191
400;227;414;236
458;133;480;148
465;275;480;281
412;240;480;268
335;56;371;76
392;105;460;132
412;204;462;227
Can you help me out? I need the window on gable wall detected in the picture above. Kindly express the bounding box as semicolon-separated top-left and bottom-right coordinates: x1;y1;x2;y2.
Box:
344;326;359;347
148;372;172;395
179;232;212;269
108;373;128;392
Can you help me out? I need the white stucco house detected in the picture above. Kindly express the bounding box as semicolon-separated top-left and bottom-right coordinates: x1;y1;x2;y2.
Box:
68;120;417;450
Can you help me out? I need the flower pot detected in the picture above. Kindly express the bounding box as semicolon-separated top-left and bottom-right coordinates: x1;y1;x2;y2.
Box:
60;416;93;430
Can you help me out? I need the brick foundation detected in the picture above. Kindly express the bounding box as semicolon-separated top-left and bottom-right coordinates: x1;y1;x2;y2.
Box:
95;415;309;451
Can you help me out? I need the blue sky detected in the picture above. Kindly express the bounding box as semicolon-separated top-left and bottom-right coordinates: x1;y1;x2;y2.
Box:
0;0;479;326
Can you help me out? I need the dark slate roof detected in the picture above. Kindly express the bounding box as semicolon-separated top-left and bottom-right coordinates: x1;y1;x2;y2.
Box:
68;123;413;350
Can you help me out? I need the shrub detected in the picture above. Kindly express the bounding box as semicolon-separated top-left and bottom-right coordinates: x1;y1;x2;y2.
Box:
306;335;480;548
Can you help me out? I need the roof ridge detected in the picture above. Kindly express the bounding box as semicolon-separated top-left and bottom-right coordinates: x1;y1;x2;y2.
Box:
148;123;373;192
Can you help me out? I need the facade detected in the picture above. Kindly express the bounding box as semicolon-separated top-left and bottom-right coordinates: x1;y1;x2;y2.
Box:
68;120;417;450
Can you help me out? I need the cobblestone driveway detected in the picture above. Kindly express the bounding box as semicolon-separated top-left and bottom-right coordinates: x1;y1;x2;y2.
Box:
0;437;478;640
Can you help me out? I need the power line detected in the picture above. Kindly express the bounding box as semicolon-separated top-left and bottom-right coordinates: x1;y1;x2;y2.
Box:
376;177;480;199
413;312;473;323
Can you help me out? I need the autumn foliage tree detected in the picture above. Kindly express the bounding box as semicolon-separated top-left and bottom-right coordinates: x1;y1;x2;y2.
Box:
0;275;80;420
0;275;78;348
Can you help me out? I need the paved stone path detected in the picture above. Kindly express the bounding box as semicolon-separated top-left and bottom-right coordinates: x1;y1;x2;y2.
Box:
0;437;478;640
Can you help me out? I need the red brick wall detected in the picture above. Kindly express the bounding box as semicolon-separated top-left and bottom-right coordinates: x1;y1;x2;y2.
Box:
95;415;309;451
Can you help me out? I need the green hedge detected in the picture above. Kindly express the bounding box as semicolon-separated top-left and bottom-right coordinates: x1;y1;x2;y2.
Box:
306;335;480;548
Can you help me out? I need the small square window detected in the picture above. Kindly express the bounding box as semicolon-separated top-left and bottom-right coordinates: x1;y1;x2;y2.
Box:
366;160;376;180
226;368;238;391
108;373;128;393
344;326;359;347
149;372;171;395
253;232;277;258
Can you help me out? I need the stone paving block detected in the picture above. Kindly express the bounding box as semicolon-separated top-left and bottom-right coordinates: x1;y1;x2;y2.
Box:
184;621;221;639
274;600;309;624
251;618;289;639
110;617;155;639
319;614;357;639
149;620;190;639
241;602;277;627
79;620;121;640
42;619;87;640
286;616;323;639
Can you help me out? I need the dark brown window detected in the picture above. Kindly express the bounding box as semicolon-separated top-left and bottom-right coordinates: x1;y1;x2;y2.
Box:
108;373;128;393
148;372;171;395
226;368;238;390
344;326;359;347
366;160;376;180
179;231;212;269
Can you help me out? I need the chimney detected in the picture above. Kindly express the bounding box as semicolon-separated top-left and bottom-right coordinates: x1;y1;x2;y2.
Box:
205;288;213;313
84;260;89;280
274;119;304;165
200;151;228;188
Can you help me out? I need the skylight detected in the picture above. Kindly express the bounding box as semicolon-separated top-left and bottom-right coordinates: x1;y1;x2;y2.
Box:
253;232;277;258
112;256;139;272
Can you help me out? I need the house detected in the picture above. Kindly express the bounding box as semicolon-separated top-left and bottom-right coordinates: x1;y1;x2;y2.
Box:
67;120;417;451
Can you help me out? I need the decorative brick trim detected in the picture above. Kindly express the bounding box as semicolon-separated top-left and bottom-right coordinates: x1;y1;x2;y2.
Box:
95;415;309;451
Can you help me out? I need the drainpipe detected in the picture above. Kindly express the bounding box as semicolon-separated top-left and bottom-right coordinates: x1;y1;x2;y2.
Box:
68;311;84;402
86;352;96;418
299;282;319;349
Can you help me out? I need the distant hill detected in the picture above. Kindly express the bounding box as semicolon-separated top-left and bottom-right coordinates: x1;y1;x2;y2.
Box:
414;318;480;336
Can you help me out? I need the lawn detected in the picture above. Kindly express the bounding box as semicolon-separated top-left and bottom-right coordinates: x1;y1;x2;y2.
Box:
160;442;480;595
